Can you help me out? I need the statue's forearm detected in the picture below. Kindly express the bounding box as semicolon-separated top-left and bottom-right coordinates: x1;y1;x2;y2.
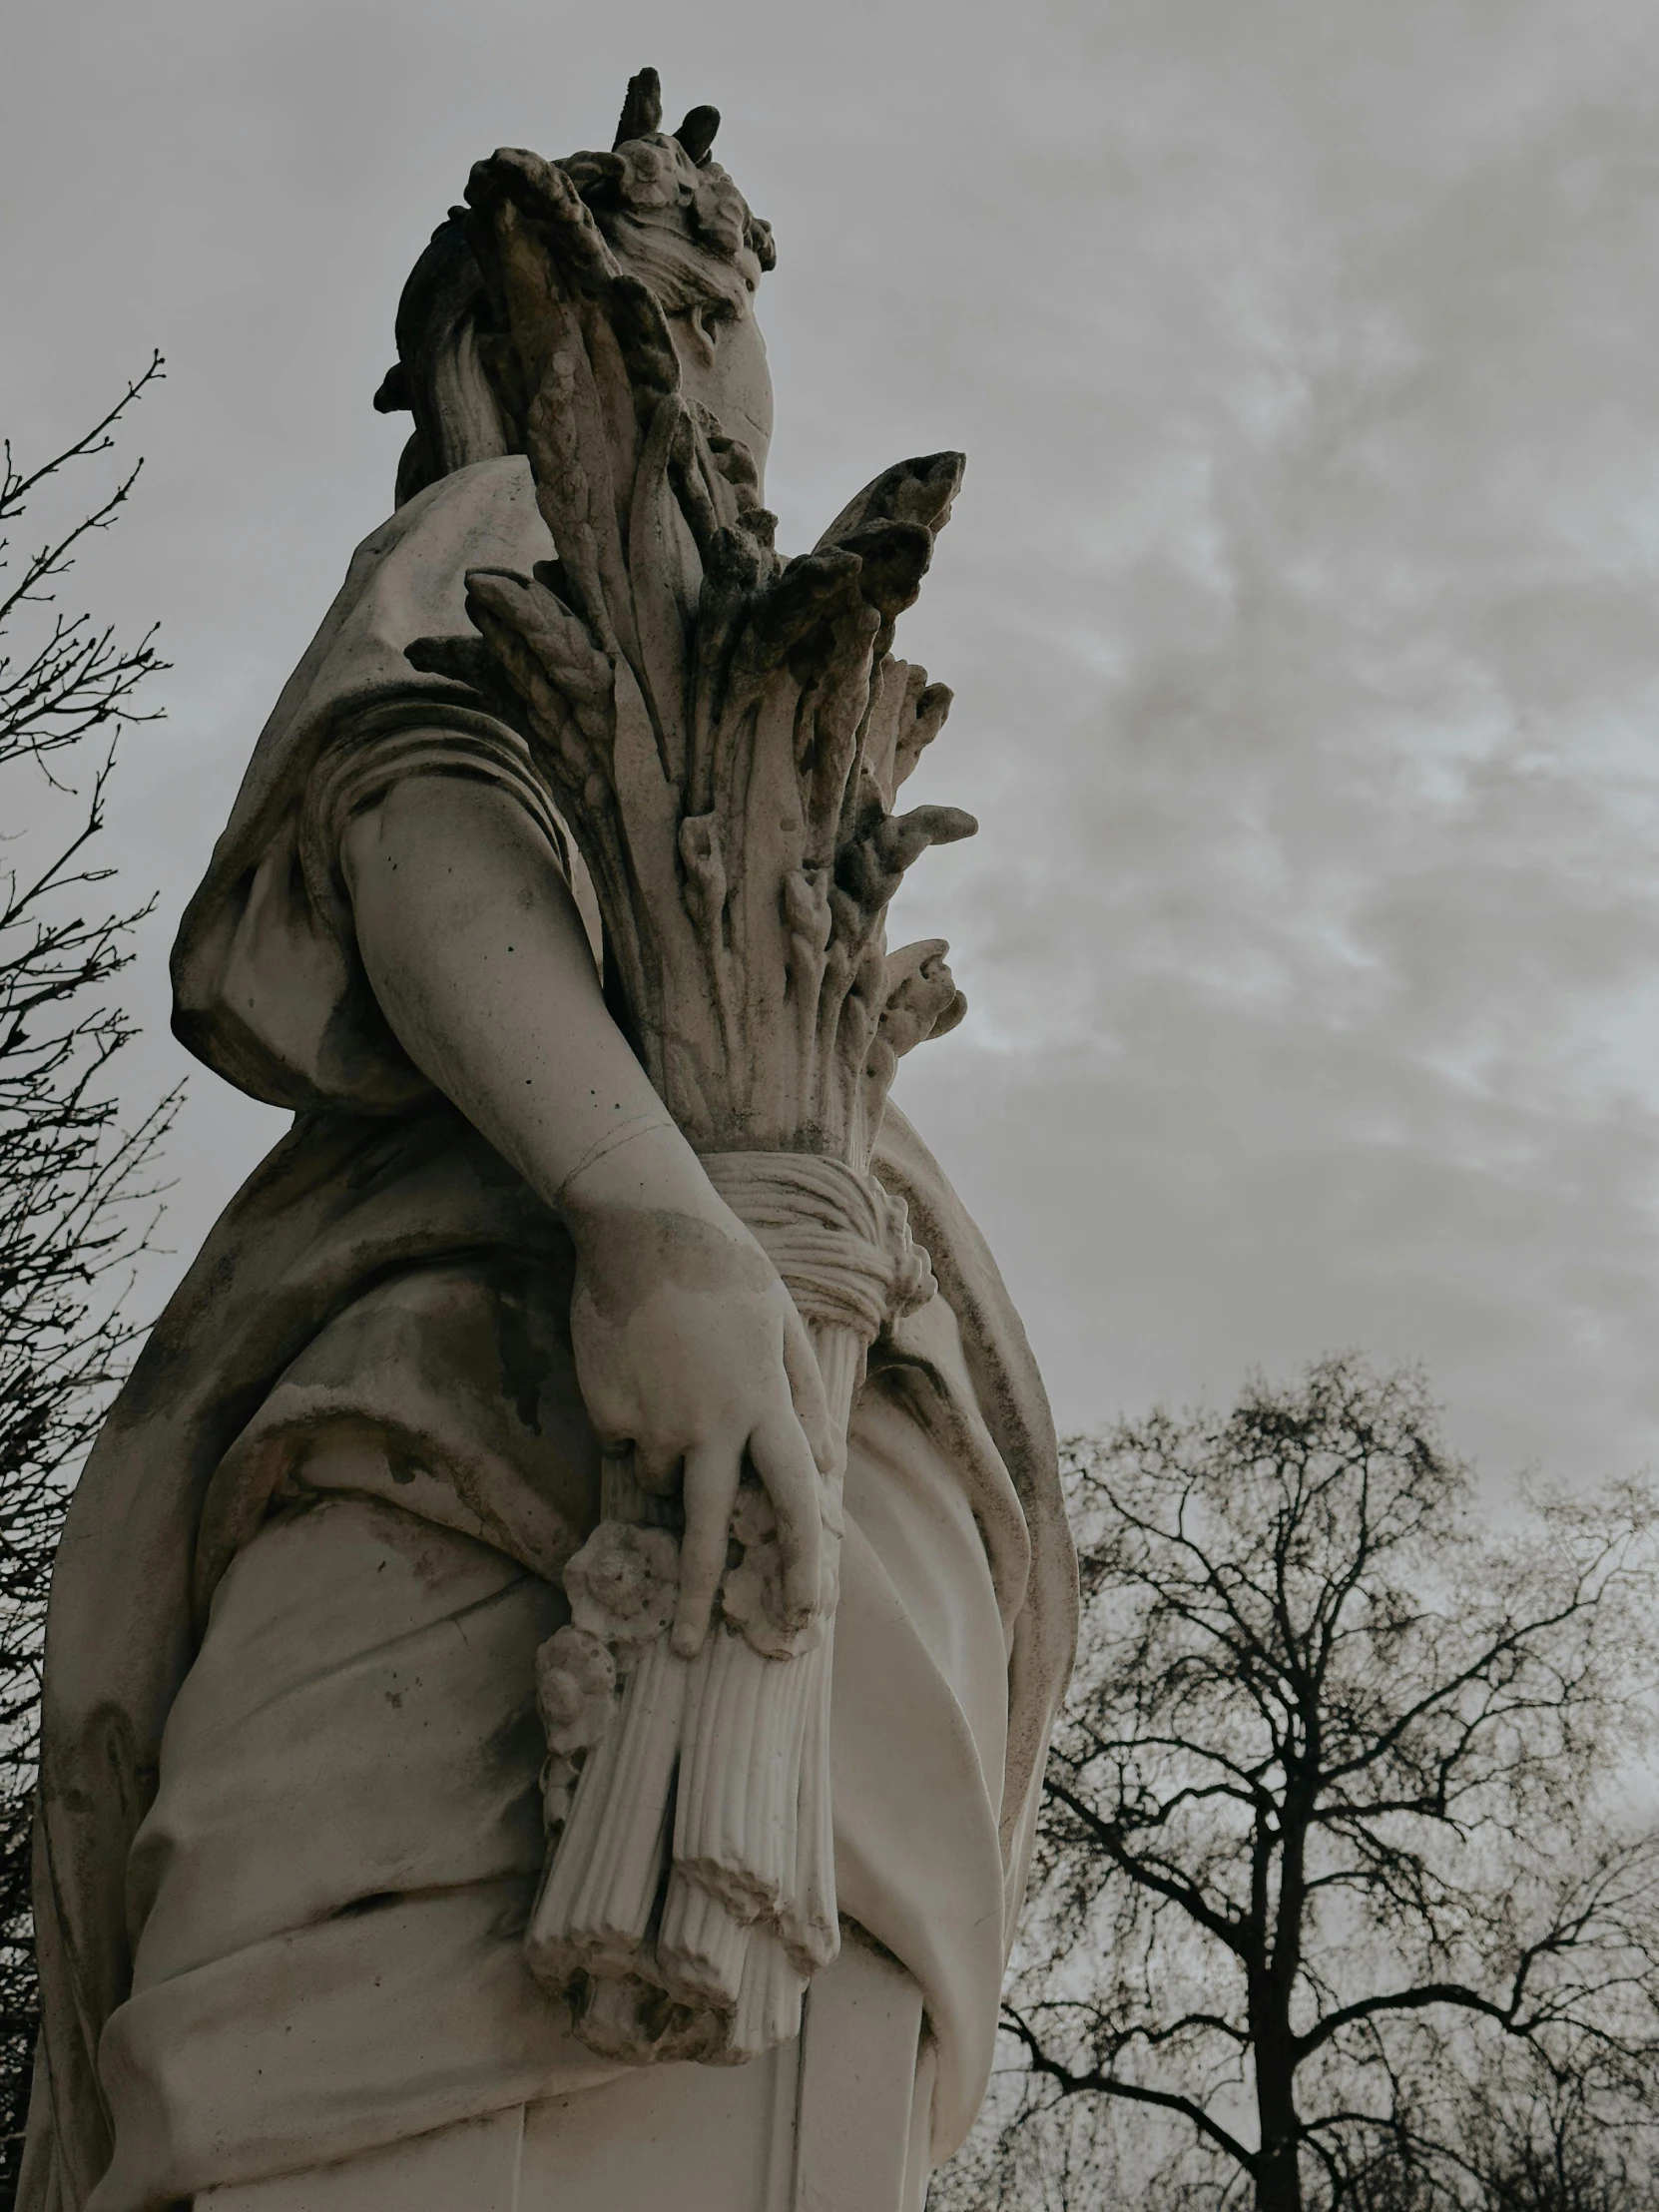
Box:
340;763;716;1223
341;759;828;1649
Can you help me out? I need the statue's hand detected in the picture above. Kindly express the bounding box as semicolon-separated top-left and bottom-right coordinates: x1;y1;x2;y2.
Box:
563;1129;834;1659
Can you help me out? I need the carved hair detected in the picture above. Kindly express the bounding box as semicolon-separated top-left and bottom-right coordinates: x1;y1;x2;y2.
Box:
373;68;774;507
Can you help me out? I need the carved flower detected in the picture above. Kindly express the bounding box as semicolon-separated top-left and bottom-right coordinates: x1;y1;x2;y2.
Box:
535;1624;617;1756
563;1521;680;1646
721;1486;824;1660
689;168;749;261
615;140;680;212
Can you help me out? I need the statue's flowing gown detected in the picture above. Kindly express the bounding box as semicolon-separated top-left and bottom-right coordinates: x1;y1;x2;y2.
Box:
20;458;1076;2212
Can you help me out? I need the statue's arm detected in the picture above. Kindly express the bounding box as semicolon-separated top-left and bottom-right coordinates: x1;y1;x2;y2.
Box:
340;764;829;1650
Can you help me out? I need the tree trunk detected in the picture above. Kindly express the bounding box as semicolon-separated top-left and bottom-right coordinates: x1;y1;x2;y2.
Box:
1253;1778;1312;2212
1253;2026;1304;2212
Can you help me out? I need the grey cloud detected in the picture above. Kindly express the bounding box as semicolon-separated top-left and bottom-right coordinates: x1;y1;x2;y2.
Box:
6;0;1659;1486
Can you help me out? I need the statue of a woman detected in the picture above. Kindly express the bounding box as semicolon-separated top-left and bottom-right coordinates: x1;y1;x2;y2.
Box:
22;75;1075;2212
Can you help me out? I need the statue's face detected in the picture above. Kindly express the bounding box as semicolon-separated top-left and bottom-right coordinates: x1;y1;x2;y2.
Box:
664;299;774;486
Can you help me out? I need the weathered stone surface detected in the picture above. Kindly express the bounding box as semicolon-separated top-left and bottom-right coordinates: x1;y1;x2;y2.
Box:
20;66;1077;2212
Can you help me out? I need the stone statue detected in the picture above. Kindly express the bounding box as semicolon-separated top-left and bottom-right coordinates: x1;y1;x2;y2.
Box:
21;71;1077;2212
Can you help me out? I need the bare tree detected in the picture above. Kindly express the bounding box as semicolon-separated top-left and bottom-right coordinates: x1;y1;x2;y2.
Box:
0;360;176;2197
936;1358;1659;2212
1329;2053;1656;2212
1451;2062;1655;2212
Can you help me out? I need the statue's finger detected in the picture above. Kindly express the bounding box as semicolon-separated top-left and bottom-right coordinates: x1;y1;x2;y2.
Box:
673;1438;741;1658
749;1407;824;1630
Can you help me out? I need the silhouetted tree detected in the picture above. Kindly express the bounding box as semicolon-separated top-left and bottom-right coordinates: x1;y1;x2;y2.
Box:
1335;2058;1654;2212
1452;2064;1652;2212
931;1358;1659;2212
0;359;175;2197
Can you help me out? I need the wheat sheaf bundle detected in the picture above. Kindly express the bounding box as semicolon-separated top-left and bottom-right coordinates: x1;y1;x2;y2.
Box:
455;114;974;2065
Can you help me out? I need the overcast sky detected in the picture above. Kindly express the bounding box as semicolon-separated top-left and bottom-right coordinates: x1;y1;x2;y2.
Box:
7;0;1659;1486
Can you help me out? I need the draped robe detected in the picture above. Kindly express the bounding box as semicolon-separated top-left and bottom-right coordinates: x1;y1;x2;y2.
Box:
20;458;1077;2212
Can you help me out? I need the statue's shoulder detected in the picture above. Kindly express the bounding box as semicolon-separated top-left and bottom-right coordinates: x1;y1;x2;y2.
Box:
171;455;553;1109
345;453;543;598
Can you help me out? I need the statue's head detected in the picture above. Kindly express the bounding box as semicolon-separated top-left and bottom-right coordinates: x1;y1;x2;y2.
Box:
374;68;776;505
